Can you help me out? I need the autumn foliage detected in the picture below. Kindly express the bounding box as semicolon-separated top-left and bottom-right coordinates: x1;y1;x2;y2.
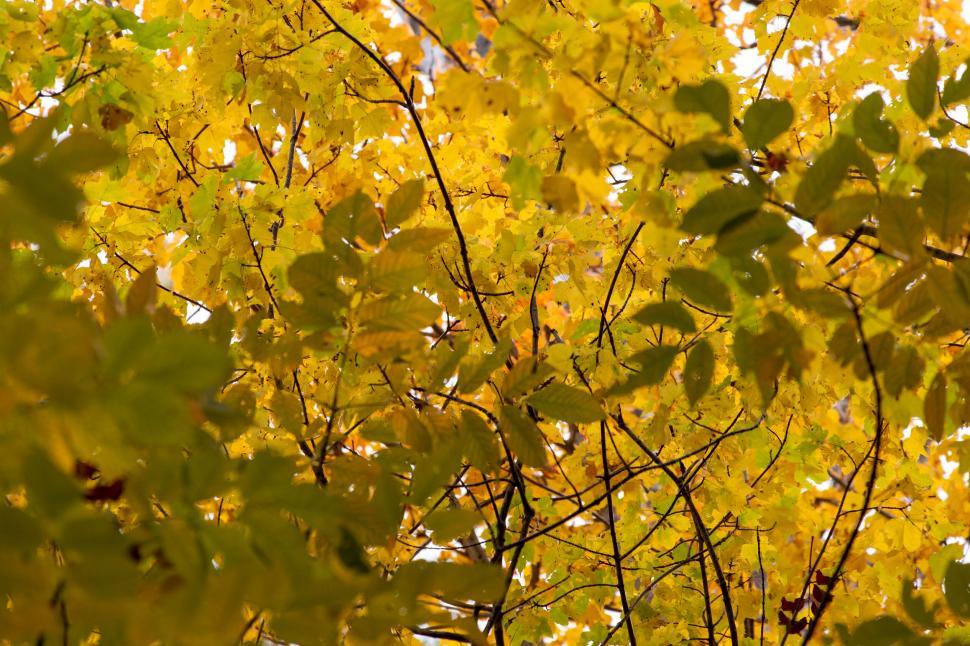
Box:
4;0;970;644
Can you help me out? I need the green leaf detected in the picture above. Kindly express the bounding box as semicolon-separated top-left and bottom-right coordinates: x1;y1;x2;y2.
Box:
665;139;740;172
928;118;955;138
680;185;762;235
458;338;513;393
794;287;850;319
367;251;426;292
917;149;970;241
5;0;38;21
388;226;451;253
931;544;964;582
223;70;245;98
0;111;11;146
609;345;679;395
403;562;506;602
23;451;80;518
526;383;605;424
924;371;947;442
336;527;371;574
47;132;118;173
137;332;231;393
853;93;899;154
424;508;481;542
942;58;970;105
69;553;141;600
668;267;732;312
130;16;177;49
60;514;131;555
500;405;548;466
358;292;440;332
502;357;555;398
901;579;939;629
924;166;970;243
883;345;924;397
504;156;542;209
28;54;57;91
325;191;384;248
0;507;43;551
633;301;696;333
846;136;879;184
848;615;914;645
907;46;939;120
794;135;854;217
460;411;501;472
741;99;794;149
729;256;771;297
224;152;263;184
674;80;731;132
684;340;714;405
714;211;790;257
125;264;157;316
385;179;424;229
288;251;345;300
945;560;970;618
431;0;477;44
917;147;970;173
410;439;462;503
816;194;877;236
877;196;925;259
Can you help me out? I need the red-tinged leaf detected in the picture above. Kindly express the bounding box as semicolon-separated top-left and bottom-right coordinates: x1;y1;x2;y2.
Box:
789;617;808;634
74;460;100;480
781;596;803;612
813;584;825;602
84;479;125;502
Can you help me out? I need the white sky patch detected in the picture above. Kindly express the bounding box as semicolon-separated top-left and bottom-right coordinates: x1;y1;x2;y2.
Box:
788;217;816;240
223;139;237;166
156;264;173;289
733;47;765;81
854;83;889;102
186;303;211;324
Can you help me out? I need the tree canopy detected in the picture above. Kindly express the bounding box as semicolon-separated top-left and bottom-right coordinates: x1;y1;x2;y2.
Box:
3;0;970;644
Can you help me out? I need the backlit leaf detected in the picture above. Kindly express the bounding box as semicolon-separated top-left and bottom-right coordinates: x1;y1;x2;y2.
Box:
385;179;424;229
944;561;970;618
684;340;714;405
633;301;696;333
853;93;899;154
741;99;794;149
680;185;762;235
668;268;732;312
500;405;548;466
925;371;947;441
525;382;604;424
907;46;939;120
674;80;731;132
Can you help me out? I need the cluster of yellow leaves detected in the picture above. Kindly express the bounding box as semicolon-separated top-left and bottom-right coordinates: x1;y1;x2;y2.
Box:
2;0;970;644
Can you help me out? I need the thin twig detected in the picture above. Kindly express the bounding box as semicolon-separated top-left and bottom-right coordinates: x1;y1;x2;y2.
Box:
155;121;200;187
757;0;801;100
600;420;638;646
391;0;470;72
614;414;740;646
312;1;498;343
801;300;885;643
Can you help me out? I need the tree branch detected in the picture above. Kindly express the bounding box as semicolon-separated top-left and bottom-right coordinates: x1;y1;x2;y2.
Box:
312;1;498;343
